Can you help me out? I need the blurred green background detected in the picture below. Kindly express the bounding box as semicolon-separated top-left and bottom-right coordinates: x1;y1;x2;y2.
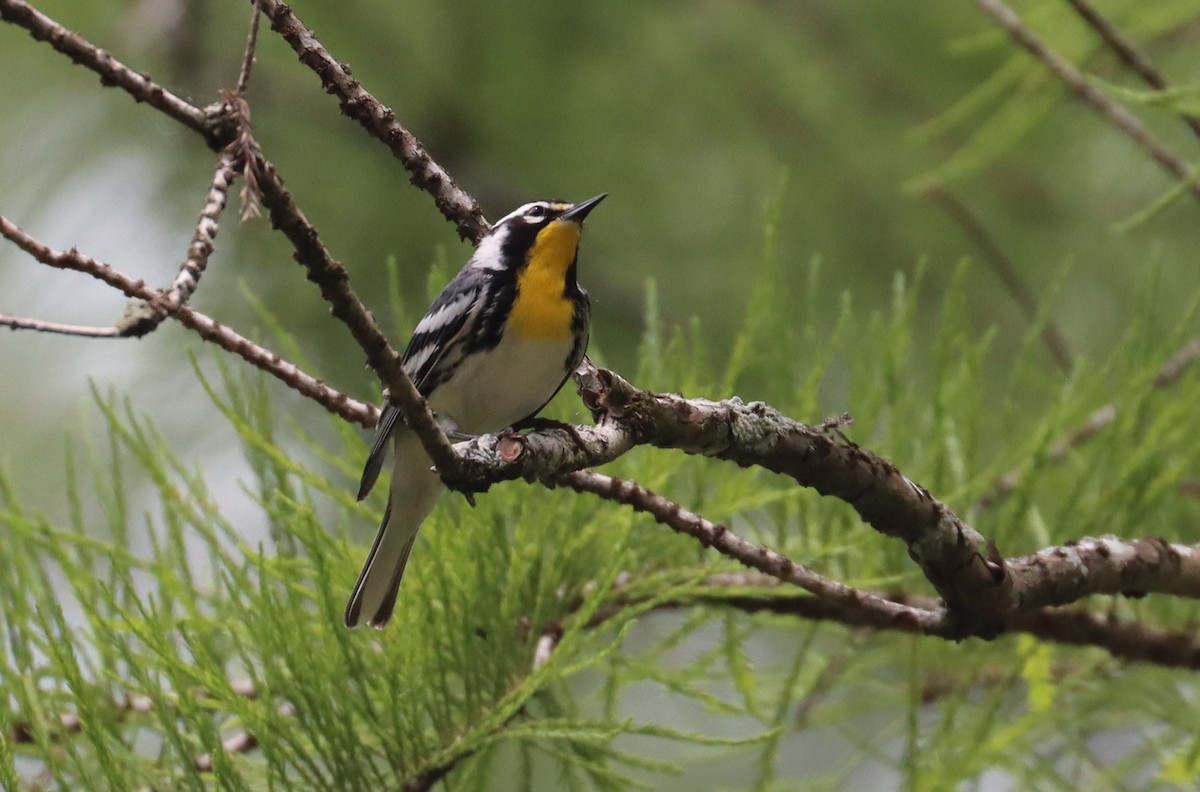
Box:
5;0;1199;598
4;1;1200;788
5;0;1197;410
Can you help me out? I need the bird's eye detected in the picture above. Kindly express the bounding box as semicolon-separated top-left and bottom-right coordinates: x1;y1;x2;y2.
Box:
524;204;547;220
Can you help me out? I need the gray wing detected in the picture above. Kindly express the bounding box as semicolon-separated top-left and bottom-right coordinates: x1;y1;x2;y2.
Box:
355;267;487;501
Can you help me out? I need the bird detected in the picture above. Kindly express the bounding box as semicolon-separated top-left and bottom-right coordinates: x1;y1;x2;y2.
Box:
344;194;606;629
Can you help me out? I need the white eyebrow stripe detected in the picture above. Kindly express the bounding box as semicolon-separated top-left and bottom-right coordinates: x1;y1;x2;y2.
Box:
494;202;542;226
413;291;475;336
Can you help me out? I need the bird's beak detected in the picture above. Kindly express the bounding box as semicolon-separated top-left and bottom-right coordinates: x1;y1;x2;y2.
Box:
559;193;607;224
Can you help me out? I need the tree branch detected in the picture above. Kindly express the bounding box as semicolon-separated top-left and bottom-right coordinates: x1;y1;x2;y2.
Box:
442;361;1200;637
563;469;944;632
0;314;120;337
448;362;1008;633
0;0;233;149
659;580;1200;670
251;0;488;243
0;215;377;427
974;0;1200;203
0;0;458;461
922;183;1073;373
244;144;459;469
1061;0;1200;142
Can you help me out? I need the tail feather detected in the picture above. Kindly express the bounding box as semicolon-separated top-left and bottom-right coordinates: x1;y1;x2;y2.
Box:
344;430;443;629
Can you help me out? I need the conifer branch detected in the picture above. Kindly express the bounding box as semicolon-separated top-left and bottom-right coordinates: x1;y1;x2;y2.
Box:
443;361;1200;639
974;0;1200;203
979;333;1200;509
1061;0;1200;142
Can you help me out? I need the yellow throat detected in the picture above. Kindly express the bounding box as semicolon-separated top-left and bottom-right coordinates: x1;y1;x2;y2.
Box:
509;219;580;341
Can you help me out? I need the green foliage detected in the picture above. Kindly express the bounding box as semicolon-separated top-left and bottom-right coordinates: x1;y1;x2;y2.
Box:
4;2;1200;786
4;238;1200;788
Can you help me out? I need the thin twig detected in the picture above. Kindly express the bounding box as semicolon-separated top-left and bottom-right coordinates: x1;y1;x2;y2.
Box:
1061;0;1200;141
250;0;488;242
0;314;119;337
0;0;232;149
0;214;376;427
979;332;1200;508
1154;337;1200;388
665;584;1200;669
562;469;943;633
235;0;262;96
923;184;1073;373
974;0;1200;203
245;145;459;466
116;151;241;338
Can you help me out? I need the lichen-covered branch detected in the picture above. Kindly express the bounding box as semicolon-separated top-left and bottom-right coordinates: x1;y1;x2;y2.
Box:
444;362;1200;638
1009;535;1200;608
119;151;241;337
452;363;1010;633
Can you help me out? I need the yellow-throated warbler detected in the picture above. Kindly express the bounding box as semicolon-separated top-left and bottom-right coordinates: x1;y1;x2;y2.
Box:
345;194;606;629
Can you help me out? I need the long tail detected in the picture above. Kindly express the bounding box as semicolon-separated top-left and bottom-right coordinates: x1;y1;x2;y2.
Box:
344;429;444;629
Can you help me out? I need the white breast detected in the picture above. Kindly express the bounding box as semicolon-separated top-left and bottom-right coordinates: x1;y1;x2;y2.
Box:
429;332;574;434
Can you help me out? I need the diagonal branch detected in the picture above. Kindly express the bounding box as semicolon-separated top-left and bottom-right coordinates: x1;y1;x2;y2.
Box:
973;0;1200;203
563;469;944;633
250;0;488;243
244;144;459;469
0;0;233;149
922;184;1073;373
0;214;376;427
235;0;263;96
1061;0;1200;142
2;0;465;465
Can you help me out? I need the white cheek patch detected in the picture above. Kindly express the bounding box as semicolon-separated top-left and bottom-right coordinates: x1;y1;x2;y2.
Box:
468;228;509;271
